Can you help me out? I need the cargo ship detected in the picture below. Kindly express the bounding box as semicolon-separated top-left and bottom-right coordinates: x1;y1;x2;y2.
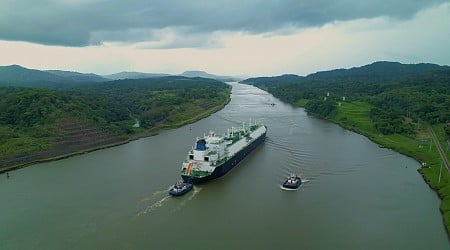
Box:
180;121;267;184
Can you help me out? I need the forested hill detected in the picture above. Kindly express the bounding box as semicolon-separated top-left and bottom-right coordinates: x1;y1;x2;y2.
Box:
0;64;240;86
0;65;109;88
0;76;230;170
244;61;449;87
242;61;450;137
307;61;450;81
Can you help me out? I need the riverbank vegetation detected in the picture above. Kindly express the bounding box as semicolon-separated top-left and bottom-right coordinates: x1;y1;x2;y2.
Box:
242;61;450;234
0;77;230;171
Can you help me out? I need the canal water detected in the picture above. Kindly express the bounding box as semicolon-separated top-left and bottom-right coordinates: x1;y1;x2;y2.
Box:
1;83;449;249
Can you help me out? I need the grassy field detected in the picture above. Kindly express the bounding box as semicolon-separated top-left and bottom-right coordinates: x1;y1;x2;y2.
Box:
0;126;52;159
322;101;450;235
333;101;378;134
433;124;450;165
0;135;51;158
295;99;309;107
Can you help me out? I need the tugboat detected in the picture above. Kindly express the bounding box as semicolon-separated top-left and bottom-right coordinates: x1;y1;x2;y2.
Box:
282;173;301;190
169;180;193;196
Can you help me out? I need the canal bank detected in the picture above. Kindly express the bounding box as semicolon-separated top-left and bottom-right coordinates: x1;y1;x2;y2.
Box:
302;100;450;237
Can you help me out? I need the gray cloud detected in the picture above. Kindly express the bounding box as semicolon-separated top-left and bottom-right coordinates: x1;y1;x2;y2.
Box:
0;0;446;47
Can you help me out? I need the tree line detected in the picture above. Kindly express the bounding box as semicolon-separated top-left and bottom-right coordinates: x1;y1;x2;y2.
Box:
243;64;450;138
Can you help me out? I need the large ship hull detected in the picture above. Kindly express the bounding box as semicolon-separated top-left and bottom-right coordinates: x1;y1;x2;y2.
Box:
182;128;266;184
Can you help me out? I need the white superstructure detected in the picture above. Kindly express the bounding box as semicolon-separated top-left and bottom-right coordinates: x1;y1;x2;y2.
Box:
181;121;267;182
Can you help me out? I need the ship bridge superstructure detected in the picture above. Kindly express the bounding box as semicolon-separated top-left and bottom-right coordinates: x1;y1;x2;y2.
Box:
181;120;267;183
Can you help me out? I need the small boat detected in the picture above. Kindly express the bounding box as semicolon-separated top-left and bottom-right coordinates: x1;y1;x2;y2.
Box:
169;180;193;196
282;173;301;190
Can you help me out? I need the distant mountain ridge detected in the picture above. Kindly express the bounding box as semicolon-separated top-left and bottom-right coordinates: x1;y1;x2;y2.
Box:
0;65;240;88
242;61;450;84
180;71;241;81
104;70;240;81
179;70;216;78
103;72;171;80
2;62;448;89
46;70;107;82
0;65;68;86
0;65;110;88
306;61;450;81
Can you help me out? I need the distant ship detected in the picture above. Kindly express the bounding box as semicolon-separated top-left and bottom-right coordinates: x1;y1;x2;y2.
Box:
180;121;267;184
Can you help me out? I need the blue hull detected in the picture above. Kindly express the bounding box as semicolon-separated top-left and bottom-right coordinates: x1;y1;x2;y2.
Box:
182;128;266;184
169;183;193;196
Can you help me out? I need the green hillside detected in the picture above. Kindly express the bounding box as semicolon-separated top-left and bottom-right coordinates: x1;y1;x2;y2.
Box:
0;76;230;170
0;65;108;88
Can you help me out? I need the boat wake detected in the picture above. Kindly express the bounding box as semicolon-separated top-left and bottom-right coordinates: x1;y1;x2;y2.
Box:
171;186;202;212
137;195;171;216
139;186;171;203
137;184;203;216
280;185;301;191
136;185;174;216
152;188;170;197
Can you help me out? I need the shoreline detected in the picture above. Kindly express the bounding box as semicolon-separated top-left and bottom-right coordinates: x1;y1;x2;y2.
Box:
304;109;450;237
0;97;230;175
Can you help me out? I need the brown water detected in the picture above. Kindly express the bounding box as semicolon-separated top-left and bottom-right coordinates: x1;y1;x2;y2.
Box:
1;83;448;249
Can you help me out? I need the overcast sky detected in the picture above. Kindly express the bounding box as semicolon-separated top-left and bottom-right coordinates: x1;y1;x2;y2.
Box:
0;0;449;76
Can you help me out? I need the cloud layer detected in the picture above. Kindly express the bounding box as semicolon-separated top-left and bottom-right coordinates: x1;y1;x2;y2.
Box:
0;0;446;47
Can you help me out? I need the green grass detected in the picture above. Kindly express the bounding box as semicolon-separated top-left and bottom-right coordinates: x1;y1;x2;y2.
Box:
320;101;450;235
332;101;377;134
433;124;450;164
295;99;309;107
0;136;51;159
162;97;230;129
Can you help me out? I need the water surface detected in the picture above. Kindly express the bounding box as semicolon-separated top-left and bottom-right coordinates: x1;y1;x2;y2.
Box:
1;83;448;249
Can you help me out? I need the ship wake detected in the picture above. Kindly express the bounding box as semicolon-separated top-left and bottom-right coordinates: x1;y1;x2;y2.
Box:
280;185;301;191
137;195;171;216
171;186;202;212
136;186;173;216
139;188;171;203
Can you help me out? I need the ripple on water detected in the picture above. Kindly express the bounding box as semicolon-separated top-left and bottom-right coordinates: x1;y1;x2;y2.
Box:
171;186;202;212
137;195;171;216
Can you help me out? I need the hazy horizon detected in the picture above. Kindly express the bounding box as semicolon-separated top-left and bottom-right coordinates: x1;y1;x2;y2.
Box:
2;60;450;79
